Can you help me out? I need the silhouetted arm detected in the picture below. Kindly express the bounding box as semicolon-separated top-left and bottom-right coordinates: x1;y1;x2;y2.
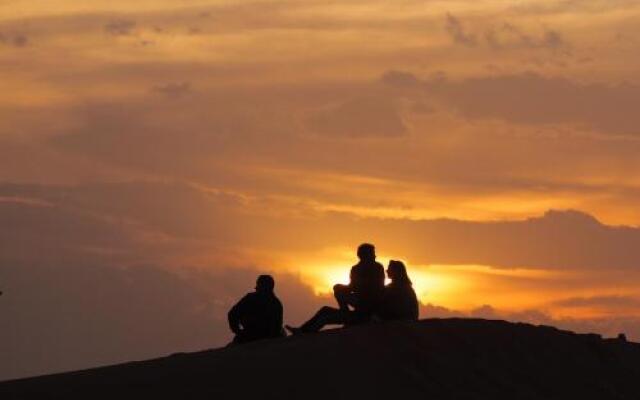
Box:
277;300;283;328
273;298;284;336
348;266;356;291
228;295;250;335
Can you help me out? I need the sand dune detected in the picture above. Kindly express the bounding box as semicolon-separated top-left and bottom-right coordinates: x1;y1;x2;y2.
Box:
2;318;640;399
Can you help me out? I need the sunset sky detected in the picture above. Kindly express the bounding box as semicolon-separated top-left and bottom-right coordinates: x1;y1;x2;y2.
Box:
2;0;640;380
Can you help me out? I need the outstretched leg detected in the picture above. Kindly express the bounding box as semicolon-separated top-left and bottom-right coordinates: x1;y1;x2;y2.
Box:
287;306;350;334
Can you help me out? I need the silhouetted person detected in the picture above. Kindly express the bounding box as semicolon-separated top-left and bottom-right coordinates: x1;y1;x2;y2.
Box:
334;243;385;320
286;243;385;334
228;275;284;344
377;260;419;321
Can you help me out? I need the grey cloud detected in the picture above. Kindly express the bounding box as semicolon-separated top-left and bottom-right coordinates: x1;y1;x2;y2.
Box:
152;82;192;98
470;304;501;319
443;14;569;53
427;73;640;135
445;13;478;47
306;96;407;138
420;303;465;318
485;23;567;51
0;182;326;380
0;200;138;267
0;32;29;47
0;181;249;249
422;303;640;341
384;70;640;135
508;0;640;15
104;19;136;36
49;89;301;172
0;261;324;381
555;296;640;308
381;70;421;87
353;209;640;270
5;182;640;271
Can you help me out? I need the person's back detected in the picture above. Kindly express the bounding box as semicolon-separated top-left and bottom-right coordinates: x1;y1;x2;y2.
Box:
379;281;419;321
349;259;385;314
379;260;419;321
228;275;284;344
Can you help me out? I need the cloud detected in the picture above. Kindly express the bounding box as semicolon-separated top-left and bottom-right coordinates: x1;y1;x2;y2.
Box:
555;296;640;309
427;73;640;135
0;181;251;255
2;181;640;380
379;70;640;136
152;82;192;98
47;87;304;174
0;32;29;47
0;182;327;380
0;261;324;381
4;182;640;271
380;70;421;87
443;15;569;62
306;95;407;138
104;20;137;36
484;23;567;51
352;209;640;270
508;0;640;16
0;199;138;266
422;303;640;342
445;13;478;47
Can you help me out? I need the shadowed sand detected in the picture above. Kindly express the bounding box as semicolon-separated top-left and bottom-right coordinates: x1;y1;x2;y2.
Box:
2;318;640;399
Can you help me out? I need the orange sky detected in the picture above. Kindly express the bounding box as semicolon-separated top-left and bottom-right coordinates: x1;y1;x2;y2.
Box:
2;0;640;380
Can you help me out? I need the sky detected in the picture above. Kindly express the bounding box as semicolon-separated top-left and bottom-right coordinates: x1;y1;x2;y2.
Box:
2;0;640;380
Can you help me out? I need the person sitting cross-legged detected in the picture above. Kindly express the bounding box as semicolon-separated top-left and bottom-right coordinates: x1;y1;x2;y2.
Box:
228;275;285;344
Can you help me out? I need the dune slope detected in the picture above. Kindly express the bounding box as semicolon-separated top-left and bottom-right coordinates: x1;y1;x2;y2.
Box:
2;318;640;400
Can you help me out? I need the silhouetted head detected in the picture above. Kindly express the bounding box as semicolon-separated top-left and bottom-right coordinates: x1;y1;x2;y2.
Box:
357;243;376;262
255;275;275;293
387;260;412;285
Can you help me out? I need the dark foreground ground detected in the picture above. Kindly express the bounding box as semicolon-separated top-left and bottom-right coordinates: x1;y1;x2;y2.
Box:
2;318;640;400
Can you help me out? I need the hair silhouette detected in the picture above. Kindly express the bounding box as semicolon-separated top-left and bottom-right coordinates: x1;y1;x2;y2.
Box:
357;243;376;261
379;260;419;321
387;260;412;285
256;275;275;293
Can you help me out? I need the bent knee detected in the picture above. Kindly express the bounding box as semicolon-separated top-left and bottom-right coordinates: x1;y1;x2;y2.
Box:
333;284;348;293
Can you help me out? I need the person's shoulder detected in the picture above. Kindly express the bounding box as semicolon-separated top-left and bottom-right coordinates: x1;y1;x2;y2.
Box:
240;292;258;302
231;292;255;310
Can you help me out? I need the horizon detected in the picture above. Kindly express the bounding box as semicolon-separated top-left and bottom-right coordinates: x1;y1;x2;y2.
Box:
2;0;640;381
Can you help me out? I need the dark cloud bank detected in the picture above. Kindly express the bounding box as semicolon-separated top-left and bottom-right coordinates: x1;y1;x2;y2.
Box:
383;70;640;135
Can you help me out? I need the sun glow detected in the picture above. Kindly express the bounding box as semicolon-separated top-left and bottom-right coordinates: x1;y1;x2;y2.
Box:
294;254;572;314
300;256;463;307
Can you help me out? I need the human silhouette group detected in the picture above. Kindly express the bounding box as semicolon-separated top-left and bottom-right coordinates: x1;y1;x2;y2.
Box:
227;243;418;344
